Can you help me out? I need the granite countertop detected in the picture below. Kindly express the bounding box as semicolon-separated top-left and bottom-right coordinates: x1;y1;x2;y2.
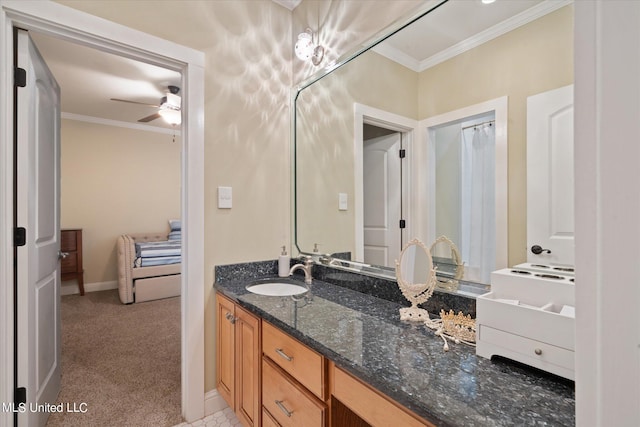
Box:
214;274;575;427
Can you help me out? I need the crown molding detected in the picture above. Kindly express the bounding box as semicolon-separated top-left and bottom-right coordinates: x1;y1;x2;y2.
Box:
374;0;573;72
61;112;181;136
372;42;422;72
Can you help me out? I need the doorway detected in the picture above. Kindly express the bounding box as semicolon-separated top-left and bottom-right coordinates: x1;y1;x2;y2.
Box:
427;113;496;283
354;103;417;263
419;96;509;280
362;125;403;267
28;30;183;425
0;2;205;425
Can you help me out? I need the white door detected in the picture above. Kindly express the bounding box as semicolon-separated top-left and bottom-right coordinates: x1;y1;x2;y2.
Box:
363;133;402;267
16;29;61;427
526;84;574;266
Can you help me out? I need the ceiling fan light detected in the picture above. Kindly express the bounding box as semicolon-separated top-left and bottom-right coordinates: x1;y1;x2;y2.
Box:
159;108;181;126
164;92;181;109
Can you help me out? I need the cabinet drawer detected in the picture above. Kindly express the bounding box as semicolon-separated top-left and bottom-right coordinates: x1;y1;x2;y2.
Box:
332;365;432;427
262;357;325;427
61;252;78;273
478;325;575;371
61;230;77;251
262;321;325;399
477;292;574;350
262;408;281;427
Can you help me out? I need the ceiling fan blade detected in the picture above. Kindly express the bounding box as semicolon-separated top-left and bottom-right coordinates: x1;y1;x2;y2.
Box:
138;113;161;123
110;98;159;108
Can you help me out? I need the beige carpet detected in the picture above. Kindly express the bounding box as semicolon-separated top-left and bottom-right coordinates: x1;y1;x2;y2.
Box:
46;290;182;427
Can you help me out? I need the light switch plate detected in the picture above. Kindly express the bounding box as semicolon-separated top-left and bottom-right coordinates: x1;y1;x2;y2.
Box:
218;186;232;209
339;193;348;211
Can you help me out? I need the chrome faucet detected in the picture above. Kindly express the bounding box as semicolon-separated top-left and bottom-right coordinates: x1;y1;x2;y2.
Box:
289;256;313;285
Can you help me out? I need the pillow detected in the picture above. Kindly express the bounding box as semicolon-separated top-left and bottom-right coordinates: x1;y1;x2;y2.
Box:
168;230;181;241
169;219;181;231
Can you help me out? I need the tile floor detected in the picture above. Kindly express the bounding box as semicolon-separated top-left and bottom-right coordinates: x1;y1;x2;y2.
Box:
173;407;241;427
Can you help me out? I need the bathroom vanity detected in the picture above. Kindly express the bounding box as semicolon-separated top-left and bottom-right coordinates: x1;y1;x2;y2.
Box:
214;262;575;427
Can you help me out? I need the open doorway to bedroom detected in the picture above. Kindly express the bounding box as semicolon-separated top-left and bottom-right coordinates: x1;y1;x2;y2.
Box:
30;32;184;426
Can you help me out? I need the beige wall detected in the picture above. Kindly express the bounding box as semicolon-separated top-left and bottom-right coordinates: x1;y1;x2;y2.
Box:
418;5;574;265
60;119;181;287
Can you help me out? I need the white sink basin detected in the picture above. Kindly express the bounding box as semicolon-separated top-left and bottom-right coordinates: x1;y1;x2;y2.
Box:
245;282;308;296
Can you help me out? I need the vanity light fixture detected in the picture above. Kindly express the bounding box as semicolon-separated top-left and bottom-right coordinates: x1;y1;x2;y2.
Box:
481;0;496;4
295;28;324;66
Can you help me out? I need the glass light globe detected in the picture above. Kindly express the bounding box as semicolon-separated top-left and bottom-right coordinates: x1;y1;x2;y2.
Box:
295;32;314;61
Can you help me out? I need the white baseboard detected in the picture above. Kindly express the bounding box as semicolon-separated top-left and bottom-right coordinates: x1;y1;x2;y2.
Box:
61;280;118;296
204;389;228;417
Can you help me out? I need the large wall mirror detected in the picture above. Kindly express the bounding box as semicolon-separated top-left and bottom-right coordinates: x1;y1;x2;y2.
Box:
294;0;573;292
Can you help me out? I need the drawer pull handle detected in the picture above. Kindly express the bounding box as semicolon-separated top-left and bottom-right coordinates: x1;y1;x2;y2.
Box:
275;399;293;417
225;313;236;324
534;348;542;355
275;348;293;362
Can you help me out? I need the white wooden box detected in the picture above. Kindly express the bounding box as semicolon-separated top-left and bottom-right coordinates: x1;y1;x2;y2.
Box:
475;269;576;380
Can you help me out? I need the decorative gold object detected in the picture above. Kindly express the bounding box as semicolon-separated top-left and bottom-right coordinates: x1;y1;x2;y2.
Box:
425;309;476;351
395;238;437;321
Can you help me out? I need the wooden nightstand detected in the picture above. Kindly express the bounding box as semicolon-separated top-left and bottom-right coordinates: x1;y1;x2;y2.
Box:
61;228;84;296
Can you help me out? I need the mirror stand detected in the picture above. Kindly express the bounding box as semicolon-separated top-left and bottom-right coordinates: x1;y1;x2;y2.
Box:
395;238;437;321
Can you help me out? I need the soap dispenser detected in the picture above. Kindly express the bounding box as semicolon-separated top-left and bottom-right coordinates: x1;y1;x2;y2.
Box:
278;246;290;277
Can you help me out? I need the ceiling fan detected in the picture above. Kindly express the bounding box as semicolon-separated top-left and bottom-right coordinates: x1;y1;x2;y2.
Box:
110;85;181;124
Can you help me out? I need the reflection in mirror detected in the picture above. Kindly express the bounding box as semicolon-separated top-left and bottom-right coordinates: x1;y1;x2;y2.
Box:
399;242;431;285
425;100;507;284
294;1;574;292
395;239;436;321
430;235;463;292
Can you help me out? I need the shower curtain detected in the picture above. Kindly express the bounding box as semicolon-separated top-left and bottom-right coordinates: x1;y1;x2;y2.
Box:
461;124;496;283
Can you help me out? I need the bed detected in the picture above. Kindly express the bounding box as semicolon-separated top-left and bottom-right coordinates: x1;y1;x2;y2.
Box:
117;227;181;304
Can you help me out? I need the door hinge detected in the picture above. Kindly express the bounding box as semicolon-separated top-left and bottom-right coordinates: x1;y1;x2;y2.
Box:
15;387;26;406
15;67;26;88
399;219;406;229
399;149;406;158
14;227;26;247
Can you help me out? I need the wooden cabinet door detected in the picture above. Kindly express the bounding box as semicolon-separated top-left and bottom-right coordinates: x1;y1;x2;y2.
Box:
216;293;236;409
235;306;261;427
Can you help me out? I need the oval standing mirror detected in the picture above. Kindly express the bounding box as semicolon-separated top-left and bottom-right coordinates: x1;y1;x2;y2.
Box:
396;239;436;322
430;235;463;292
